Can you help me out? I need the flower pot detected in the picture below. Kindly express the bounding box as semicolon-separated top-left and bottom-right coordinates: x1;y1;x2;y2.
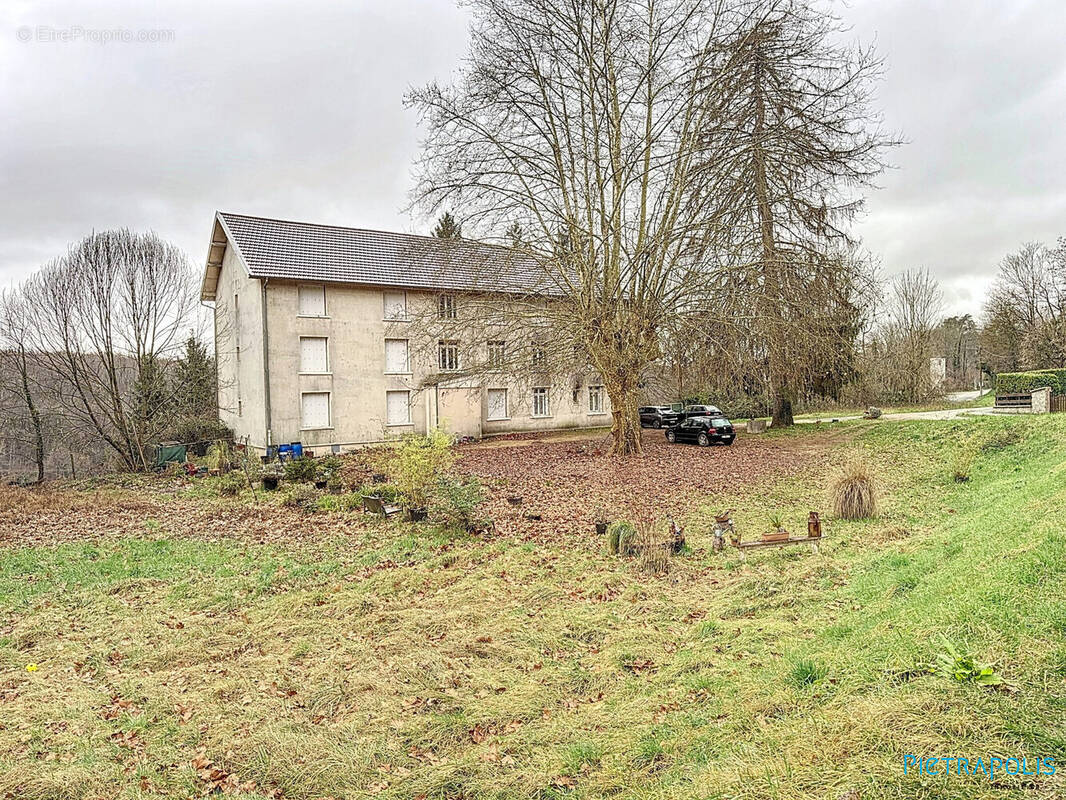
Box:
372;473;387;484
595;522;608;536
761;530;790;543
314;480;327;490
407;507;429;522
262;475;279;491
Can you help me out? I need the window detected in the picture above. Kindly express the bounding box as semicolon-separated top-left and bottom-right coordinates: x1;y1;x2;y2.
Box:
298;284;326;317
487;340;506;368
532;387;550;417
438;293;457;319
386;390;411;426
384;338;410;373
588;385;605;414
301;392;330;429
487;388;508;421
299;337;329;373
438;339;460;371
531;345;546;370
383;290;407;320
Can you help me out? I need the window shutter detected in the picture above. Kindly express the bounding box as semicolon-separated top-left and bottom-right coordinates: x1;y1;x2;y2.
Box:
301;392;330;429
487;389;508;420
385;339;409;373
300;337;328;373
298;285;326;316
383;291;407;320
386;390;411;425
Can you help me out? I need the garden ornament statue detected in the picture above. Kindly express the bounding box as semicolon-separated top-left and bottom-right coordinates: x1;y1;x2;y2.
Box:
712;509;736;552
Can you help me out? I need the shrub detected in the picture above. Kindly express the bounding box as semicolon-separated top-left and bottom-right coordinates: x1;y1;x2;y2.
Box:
281;483;318;512
316;455;343;481
283;458;318;483
606;521;637;555
432;476;486;528
634;521;673;574
217;471;247;497
788;658;827;688
390;430;457;509
831;457;877;520
359;482;404;504
951;449;974;483
994;369;1066;396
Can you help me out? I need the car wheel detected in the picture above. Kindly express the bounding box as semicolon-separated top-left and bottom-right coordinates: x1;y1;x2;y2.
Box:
665;430;676;443
697;432;710;447
654;419;662;428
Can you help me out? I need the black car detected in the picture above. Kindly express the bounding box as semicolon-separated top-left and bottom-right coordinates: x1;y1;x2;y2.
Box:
665;415;735;446
639;405;681;428
682;404;723;419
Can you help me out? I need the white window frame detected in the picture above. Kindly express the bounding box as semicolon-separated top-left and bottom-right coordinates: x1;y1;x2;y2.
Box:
299;336;330;375
384;338;410;374
487;340;506;369
297;284;327;318
588;385;605;414
438;339;460;371
438;293;457;320
486;388;509;421
300;391;331;430
386;390;412;426
532;387;551;418
383;290;408;321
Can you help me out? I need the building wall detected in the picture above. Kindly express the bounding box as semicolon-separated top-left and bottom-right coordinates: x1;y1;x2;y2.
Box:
256;281;612;451
215;245;268;448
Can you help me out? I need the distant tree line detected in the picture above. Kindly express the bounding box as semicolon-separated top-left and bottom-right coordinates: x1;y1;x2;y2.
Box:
0;229;222;480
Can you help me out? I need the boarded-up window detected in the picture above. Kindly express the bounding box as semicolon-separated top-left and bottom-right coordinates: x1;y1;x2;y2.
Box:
532;387;550;417
487;388;508;421
298;284;326;316
300;337;328;373
301;392;330;429
384;339;409;373
386;390;411;425
383;291;407;320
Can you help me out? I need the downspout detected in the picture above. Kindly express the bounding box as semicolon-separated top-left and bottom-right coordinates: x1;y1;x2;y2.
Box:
260;278;273;448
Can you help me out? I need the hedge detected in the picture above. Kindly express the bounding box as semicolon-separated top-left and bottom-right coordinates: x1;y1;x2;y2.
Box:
994;369;1066;396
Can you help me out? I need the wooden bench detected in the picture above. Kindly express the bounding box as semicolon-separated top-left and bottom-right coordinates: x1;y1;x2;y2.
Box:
362;495;402;518
733;535;821;560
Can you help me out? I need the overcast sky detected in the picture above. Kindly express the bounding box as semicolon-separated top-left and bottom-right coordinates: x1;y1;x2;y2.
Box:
2;0;1065;317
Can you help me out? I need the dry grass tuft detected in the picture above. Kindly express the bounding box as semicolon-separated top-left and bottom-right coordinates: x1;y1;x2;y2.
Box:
831;457;877;519
633;521;673;574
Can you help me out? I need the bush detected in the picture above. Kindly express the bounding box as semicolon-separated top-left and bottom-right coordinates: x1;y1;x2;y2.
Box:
359;482;404;504
994;369;1066;396
951;449;974;483
634;521;673;574
316;455;343;481
166;416;234;447
432;476;486;528
390;430;457;509
831;458;877;520
281;483;318;512
217;471;247;497
283;458;318;483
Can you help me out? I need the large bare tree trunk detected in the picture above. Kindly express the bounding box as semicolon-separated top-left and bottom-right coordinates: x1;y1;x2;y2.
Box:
605;376;642;456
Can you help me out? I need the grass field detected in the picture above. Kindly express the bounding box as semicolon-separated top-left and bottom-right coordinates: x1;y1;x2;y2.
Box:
1;416;1064;799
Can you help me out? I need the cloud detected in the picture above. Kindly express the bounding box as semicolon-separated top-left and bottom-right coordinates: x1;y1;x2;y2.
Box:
2;0;1064;322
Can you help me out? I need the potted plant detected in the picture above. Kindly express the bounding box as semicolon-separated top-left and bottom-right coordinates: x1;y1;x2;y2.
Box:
762;514;790;542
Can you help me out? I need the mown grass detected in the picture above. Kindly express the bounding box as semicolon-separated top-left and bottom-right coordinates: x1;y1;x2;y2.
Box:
1;416;1064;799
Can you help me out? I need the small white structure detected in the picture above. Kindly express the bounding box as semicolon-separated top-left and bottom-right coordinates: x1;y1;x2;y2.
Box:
930;357;946;390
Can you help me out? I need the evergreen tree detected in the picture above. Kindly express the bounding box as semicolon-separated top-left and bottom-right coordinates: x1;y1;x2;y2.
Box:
172;336;217;419
432;212;462;240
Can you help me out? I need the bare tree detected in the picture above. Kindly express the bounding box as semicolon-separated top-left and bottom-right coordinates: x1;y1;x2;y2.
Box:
407;0;756;454
0;288;47;482
22;230;198;471
698;0;899;426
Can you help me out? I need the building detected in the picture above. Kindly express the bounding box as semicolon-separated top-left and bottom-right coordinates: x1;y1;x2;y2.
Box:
200;212;612;452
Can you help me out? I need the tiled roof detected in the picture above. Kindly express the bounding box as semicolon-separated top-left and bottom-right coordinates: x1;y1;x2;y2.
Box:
212;212;547;296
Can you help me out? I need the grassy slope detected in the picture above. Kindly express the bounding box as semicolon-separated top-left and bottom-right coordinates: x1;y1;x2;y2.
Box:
0;417;1064;800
